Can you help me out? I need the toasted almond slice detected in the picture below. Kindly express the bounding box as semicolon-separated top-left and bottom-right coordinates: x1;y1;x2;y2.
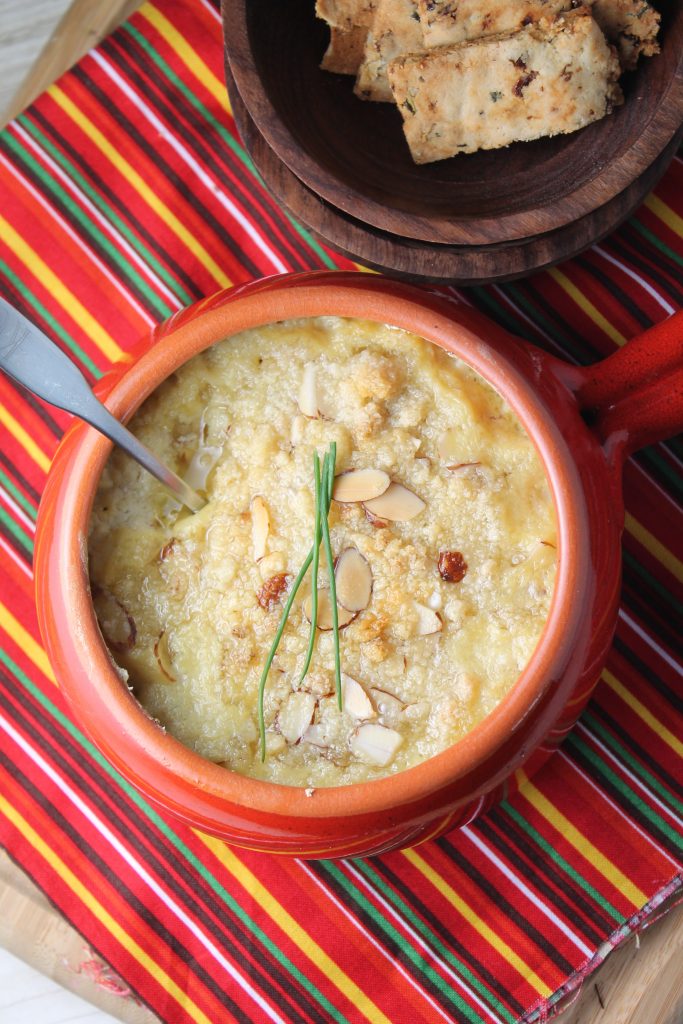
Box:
363;482;425;522
303;590;356;630
154;630;176;682
414;601;443;636
277;691;316;744
333;468;390;503
342;674;376;720
298;364;319;418
257;572;290;610
251;495;270;561
92;587;137;653
335;547;373;612
438;550;468;583
349;723;402;766
302;723;330;748
364;506;388;528
445;461;482;474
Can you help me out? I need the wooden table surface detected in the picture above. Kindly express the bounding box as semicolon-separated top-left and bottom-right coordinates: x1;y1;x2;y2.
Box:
2;3;682;1022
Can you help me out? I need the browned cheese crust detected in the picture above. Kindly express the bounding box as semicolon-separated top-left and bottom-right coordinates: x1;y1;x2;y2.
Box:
591;0;660;70
354;0;426;101
387;8;623;163
415;0;595;47
321;25;369;73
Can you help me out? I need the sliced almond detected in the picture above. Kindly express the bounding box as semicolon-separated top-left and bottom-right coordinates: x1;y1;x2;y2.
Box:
349;723;402;766
445;461;482;474
154;630;176;682
370;687;406;714
257;573;290;610
335;547;373;612
92;587;137;653
251;495;270;561
332;468;390;503
302;723;330;748
363;482;425;522
364;506;388;528
438;550;468;583
414;601;443;636
276;691;316;744
342;674;376;720
303;590;356;630
298;363;319;418
159;538;176;562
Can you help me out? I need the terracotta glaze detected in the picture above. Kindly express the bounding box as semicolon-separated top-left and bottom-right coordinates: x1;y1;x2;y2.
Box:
33;273;683;858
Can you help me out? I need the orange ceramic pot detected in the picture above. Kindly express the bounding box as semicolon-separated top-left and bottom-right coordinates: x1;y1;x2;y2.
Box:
34;273;683;858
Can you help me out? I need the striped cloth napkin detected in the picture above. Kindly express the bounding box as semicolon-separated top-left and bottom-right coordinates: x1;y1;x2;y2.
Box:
0;2;680;1021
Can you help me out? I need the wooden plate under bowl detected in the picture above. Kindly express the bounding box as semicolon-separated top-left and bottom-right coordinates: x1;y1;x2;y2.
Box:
225;62;682;286
224;0;683;247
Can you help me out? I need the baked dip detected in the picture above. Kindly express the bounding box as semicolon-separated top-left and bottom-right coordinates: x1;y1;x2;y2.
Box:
88;317;557;787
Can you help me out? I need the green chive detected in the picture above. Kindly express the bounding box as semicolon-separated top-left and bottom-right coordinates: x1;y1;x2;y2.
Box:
299;451;323;685
257;547;313;761
257;442;341;760
321;444;342;708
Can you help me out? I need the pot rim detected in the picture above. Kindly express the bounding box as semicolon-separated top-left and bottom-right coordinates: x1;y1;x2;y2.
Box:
40;273;591;823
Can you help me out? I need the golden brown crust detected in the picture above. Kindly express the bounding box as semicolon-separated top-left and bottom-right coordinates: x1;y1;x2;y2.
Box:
415;0;595;47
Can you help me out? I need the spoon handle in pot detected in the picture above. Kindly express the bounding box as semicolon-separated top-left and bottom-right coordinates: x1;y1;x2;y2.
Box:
0;299;205;513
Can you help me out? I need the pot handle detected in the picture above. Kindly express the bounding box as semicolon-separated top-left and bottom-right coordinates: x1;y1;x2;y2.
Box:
574;310;683;458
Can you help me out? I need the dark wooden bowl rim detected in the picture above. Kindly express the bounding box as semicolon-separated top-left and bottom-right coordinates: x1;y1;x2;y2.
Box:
225;62;682;286
224;0;683;246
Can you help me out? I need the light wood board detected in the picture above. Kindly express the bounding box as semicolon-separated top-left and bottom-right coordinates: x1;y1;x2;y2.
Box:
0;1;681;1020
1;845;681;1024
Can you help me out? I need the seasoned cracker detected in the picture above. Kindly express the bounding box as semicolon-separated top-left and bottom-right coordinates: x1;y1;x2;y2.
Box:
354;0;425;102
414;0;592;47
321;25;369;74
316;0;379;30
592;0;660;69
388;8;623;163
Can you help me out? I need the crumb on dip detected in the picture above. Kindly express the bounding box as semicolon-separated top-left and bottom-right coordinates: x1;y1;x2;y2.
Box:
88;316;557;787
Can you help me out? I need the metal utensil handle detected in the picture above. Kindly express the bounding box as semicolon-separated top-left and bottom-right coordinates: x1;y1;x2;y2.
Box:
0;299;204;512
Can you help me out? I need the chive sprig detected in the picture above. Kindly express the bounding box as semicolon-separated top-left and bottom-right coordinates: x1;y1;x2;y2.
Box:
257;442;341;761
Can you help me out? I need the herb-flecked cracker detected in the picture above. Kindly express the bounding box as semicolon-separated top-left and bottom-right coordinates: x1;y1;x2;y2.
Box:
321;25;369;74
414;0;594;47
354;0;426;102
316;0;379;30
387;8;623;163
592;0;660;70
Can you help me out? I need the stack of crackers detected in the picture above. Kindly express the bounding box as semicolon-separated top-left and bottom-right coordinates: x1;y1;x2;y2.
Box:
316;0;661;163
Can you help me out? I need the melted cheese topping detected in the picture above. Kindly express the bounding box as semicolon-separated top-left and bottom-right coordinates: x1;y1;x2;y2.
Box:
88;316;556;786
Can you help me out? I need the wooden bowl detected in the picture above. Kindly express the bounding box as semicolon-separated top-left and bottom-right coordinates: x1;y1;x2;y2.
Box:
225;62;682;285
224;0;683;247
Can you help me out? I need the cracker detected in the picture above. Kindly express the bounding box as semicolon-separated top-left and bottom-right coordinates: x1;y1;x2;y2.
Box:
321;26;369;74
316;0;379;30
387;8;623;163
414;0;592;48
354;0;426;102
592;0;660;69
